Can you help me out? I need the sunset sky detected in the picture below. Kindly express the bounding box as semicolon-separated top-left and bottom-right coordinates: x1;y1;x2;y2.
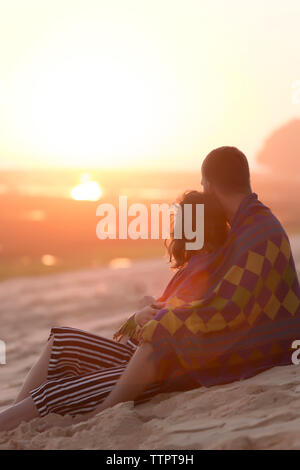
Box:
0;0;299;171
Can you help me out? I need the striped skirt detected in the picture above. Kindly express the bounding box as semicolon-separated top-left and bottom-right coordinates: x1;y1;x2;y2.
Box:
29;326;167;417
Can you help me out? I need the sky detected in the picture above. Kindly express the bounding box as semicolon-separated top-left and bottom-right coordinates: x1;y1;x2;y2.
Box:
0;0;299;171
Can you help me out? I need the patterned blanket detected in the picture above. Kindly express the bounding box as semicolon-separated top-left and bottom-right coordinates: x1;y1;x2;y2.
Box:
135;193;300;390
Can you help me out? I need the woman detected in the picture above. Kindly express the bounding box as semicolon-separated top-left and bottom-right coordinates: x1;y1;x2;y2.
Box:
0;191;228;432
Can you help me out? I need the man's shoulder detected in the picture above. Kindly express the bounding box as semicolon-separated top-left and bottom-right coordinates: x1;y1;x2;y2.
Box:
247;196;288;237
229;196;291;259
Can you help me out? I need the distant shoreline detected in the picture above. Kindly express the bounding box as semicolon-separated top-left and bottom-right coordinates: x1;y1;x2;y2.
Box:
1;234;299;284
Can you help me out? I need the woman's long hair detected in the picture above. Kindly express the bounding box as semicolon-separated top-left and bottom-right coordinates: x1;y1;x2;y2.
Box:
165;190;229;269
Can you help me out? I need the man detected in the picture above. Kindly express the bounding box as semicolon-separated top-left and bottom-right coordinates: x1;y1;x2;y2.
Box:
201;146;252;223
90;146;300;412
1;146;300;430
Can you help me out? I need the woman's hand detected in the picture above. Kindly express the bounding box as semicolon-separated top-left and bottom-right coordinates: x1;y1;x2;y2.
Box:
138;295;156;308
134;302;165;327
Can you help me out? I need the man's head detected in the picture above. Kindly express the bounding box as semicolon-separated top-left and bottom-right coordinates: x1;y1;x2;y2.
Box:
201;146;251;197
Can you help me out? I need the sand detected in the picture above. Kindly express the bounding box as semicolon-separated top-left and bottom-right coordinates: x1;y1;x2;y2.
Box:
0;238;300;450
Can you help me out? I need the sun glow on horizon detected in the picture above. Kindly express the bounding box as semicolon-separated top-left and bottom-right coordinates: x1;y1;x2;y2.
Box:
71;173;102;201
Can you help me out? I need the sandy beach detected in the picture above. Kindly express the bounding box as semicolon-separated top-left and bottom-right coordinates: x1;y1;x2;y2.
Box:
1;237;300;450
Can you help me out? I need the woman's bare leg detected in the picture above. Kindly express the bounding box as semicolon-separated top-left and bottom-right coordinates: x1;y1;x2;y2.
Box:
65;342;159;426
0;397;39;432
3;340;159;431
14;336;54;404
94;341;158;414
1;342;161;431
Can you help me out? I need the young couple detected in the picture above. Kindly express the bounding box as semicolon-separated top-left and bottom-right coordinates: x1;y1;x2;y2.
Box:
1;146;300;432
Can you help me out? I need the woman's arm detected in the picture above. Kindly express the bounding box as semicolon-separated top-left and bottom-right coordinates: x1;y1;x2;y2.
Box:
112;296;156;342
113;303;165;343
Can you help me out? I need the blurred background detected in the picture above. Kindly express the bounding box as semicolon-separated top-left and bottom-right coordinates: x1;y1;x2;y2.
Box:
1;2;300;444
0;0;300;281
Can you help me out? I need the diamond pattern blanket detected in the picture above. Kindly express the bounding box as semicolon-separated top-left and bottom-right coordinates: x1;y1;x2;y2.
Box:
136;193;300;389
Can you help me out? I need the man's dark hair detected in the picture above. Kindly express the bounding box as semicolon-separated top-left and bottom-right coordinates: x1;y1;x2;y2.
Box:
201;146;251;193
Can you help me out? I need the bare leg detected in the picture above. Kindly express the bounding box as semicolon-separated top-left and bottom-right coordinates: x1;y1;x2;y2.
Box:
40;341;160;429
14;336;54;404
0;397;39;432
4;340;158;431
95;341;157;414
63;342;158;426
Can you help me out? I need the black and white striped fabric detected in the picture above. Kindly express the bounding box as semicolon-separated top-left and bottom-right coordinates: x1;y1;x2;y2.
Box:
30;326;165;417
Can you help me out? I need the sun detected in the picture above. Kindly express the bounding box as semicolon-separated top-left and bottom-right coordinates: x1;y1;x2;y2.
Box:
71;173;102;201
